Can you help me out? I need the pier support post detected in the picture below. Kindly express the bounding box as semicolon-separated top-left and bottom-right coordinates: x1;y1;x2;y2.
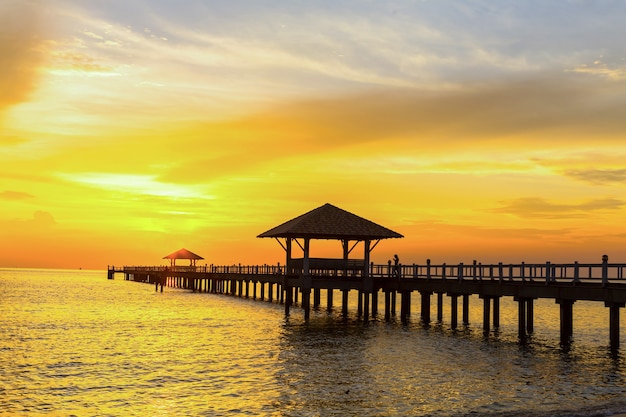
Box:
327;289;333;312
302;275;312;320
517;297;527;341
285;287;292;316
363;292;370;321
420;291;432;324
313;288;321;308
462;294;470;325
268;283;273;302
391;291;397;316
450;294;459;329
342;290;349;316
493;297;500;328
400;291;411;323
526;298;534;334
557;299;575;345
357;291;363;317
437;293;444;321
384;291;391;321
607;302;625;350
372;290;378;317
481;296;491;332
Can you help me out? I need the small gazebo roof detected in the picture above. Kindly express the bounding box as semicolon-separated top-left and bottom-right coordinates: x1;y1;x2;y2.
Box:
257;203;403;240
163;248;204;261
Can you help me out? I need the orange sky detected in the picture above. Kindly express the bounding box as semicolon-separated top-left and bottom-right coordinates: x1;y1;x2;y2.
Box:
2;1;626;269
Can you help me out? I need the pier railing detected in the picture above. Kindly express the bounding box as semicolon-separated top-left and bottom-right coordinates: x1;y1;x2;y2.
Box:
118;261;626;286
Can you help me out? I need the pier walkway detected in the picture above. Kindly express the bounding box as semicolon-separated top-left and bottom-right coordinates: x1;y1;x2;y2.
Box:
109;259;626;349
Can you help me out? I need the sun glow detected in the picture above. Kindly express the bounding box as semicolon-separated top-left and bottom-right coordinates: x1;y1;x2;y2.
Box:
2;1;626;268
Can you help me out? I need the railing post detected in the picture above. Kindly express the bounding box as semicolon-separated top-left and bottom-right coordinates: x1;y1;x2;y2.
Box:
458;262;463;281
498;262;503;283
602;255;609;286
472;260;477;280
573;261;580;284
442;263;446;281
545;261;551;284
509;264;513;281
520;262;525;282
426;259;431;280
479;262;483;281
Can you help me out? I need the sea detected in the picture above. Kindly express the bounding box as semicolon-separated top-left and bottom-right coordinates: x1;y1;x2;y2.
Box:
2;268;626;417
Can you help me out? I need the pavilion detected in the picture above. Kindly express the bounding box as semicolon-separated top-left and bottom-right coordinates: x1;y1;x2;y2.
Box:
258;203;403;318
163;248;204;268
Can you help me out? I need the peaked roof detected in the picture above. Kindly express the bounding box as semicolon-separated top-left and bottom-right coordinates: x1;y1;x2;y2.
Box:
257;203;403;240
163;248;204;260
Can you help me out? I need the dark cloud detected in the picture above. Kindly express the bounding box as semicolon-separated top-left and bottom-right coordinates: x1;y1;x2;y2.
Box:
563;168;626;185
0;1;47;112
491;197;624;219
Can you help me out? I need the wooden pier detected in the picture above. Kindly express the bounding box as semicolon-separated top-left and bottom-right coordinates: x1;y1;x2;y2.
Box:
109;259;626;349
107;203;626;349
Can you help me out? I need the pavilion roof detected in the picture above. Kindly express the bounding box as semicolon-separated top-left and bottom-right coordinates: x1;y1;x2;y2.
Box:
163;248;204;260
257;203;403;240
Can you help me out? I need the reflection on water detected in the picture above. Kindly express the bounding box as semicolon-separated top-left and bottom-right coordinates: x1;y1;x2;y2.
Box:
1;269;626;416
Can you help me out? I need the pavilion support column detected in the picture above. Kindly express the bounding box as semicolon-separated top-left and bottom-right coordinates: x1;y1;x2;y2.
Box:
326;288;333;312
420;291;432;324
301;237;311;320
362;239;373;321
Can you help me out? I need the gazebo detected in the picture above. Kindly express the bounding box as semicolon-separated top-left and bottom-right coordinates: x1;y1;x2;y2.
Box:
257;203;403;318
163;248;204;268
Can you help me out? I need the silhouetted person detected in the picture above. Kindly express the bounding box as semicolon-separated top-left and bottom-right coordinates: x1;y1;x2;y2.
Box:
393;254;400;278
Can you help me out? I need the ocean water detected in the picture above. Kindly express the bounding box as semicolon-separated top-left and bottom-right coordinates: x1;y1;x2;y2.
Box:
2;268;626;417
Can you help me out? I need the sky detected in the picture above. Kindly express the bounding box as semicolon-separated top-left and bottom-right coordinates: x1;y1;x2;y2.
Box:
2;0;626;269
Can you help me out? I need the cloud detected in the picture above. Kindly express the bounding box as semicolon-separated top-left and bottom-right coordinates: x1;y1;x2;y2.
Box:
155;73;626;184
491;197;624;219
0;190;35;201
562;168;626;185
0;1;48;112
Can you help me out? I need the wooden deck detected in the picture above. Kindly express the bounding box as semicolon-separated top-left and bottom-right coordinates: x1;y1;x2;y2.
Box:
108;260;626;349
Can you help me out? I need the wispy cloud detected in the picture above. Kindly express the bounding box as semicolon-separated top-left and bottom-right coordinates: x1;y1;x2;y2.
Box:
492;197;624;219
563;168;626;185
0;190;35;201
